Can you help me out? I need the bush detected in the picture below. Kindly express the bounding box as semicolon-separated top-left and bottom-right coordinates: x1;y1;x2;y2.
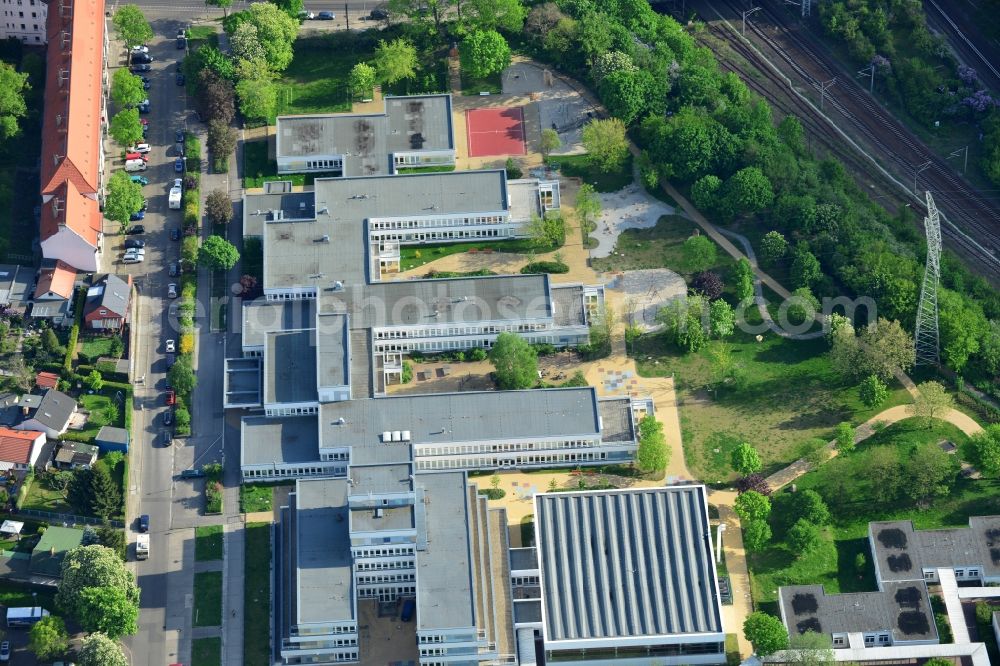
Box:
180;333;195;354
469;347;488;362
205;481;223;514
181;235;200;266
401;361;413;384
478;488;506;500
521;260;569;274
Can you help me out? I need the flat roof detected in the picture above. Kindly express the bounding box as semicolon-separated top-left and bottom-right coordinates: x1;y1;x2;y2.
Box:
264;330;317;405
349;463;412;495
243;299;316;350
351;505;414;533
535;485;722;643
416;472;475;630
295;478;354;624
320;388;600;450
869;516;1000;582
550;285;586;327
597;398;635;443
242;416;319;466
779;582;937;643
317;313;349;388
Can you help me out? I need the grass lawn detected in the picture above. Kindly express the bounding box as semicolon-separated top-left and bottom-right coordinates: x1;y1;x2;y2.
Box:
462;71;502;95
78;335;117;360
0;51;42;263
76;393;124;441
20;480;71;514
240;485;273;514
191;637;221;666
274;36;356;120
0;579;56;610
195;525;224;562
242;140;339;189
747;419;998;607
244;522;272;666
556;153;634;193
193;571;223;627
630;319;911;482
399;237;558;272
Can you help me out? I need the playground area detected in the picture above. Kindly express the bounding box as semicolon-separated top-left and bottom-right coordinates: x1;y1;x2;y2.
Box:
501;61;594;156
465;107;527;157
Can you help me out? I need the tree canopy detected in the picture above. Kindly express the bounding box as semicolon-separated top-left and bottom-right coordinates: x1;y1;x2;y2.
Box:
636;414;667;472
731;442;762;475
489;332;538;390
111;69;146;109
205;190;233;226
581;118;629;173
734;490;771;522
79;586;139;638
373;38;418;85
228;3;299;72
909;381;954;423
0;61;28;140
198;235;240;270
460;30;512;79
78;633;129;666
57;545;139;620
29;615;69;661
113;5;153;51
104;171;145;233
109;109;144;148
743;612;789;656
349;62;377;99
462;0;526;32
972;424;1000;477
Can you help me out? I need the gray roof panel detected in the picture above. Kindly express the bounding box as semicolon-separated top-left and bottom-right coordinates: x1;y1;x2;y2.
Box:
869;517;1000;582
242;416;319;466
317;313;349;388
535;486;722;642
295;478;354;623
264;330;317;405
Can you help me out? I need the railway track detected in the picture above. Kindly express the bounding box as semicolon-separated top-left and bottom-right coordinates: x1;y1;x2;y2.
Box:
696;0;1000;281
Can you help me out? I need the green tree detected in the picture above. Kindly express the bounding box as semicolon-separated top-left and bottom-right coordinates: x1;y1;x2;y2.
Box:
636;414;667;472
525;213;564;248
856;318;916;381
205;0;233;16
110;68;146;109
760;230;788;264
207;119;238;159
938;288;989;372
909;380;954;424
656;295;709;353
29;615;69;661
575;183;601;226
786;286;819;324
786;631;834;665
790;245;821;288
89;464;121;519
235;76;277;123
971;424;1000;477
864;446;902;503
726;166;774;214
0;61;28;140
858;374;888;408
592;50;635;83
462;0;526;32
188;46;237;85
374;38;418;85
923;660;956;666
460;30;512;79
743;612;789;656
681;235;717;273
581;118;628;174
348;62;377;100
168;355;198;395
230;22;267;64
205;190;233;226
271;0;304;18
792;489;831;525
109;109;144;148
175;406;192;431
598;68;654;126
734;490;771;522
734;257;754;304
234;2;298;72
788;518;823;555
903;443;958;503
743;519;771;552
79;586;139;638
97;526;126;561
198;235;240;270
57;545;139;619
78;633;129;666
710;299;735;339
489;332;538;390
835;422;855;453
85;370;104;391
731;442;762;475
540;128;561;158
104;171;145;233
690;174;723;213
113;5;153;54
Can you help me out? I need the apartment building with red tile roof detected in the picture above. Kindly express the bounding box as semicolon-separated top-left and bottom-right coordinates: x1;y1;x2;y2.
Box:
38;0;107;273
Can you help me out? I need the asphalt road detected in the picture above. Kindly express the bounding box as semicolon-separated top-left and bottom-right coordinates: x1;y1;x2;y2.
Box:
118;0;389;19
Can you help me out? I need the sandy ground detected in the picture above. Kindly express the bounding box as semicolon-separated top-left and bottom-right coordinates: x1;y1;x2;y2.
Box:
609;269;687;331
591;182;682;258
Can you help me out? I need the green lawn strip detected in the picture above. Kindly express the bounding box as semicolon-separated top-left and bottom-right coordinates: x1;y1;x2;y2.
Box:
239;485;273;514
78;335;116;360
193;571;223;627
556;153;634;192
399;237;559;272
273;37;356;120
0;579;56;610
195;525;224;562
462;71;502;95
244;522;272;666
748;419;991;606
20;482;71;514
242;140;340;188
724;634;740;666
395;165;456;174
191;636;221;666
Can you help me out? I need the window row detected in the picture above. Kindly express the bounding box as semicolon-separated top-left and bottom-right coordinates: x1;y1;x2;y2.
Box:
417;439;600;457
374;322;547;341
416;451;608;470
371;215;506;230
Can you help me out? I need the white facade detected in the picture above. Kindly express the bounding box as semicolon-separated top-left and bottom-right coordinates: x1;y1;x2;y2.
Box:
15;415;70;441
40;227;99;273
0;0;45;43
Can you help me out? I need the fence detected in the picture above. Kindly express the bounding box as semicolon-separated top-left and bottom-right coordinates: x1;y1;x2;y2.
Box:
14;508;124;529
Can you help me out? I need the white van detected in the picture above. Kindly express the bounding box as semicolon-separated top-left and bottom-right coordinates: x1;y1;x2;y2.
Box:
168;186;182;209
124;159;147;172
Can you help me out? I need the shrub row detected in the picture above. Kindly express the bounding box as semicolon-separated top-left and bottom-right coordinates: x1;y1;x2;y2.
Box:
520;260;569;274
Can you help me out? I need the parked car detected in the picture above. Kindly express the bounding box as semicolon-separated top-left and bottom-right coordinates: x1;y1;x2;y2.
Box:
124;239;145;249
0;641;9;662
127;224;145;234
129;210;145;221
369;8;389;19
174;157;185;173
130;143;151;154
142;124;149;138
179;468;205;479
170;228;181;242
167;353;177;368
298;10;315;19
166;339;176;353
124;152;148;162
139;514;150;532
169;261;179;276
167;283;178;298
140;76;151;90
176;72;185;86
162;430;172;446
132;52;153;64
131;64;151;73
317;10;335;19
166;390;176;406
163;410;173;426
138;100;151;113
130;175;149;185
123;254;144;264
175;129;186;143
131;44;149;54
401;599;415;622
176;29;186;49
140;198;148;211
176;60;183;73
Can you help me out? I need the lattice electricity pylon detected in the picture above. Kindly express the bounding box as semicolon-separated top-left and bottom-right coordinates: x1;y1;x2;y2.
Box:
802;0;811;16
914;191;941;365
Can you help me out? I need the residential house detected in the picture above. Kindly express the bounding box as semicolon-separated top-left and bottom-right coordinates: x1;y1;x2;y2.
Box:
83;273;131;332
53;441;97;470
0;0;46;44
30;259;76;324
38;0;108;272
0;393;19;427
0;264;33;314
29;526;84;578
0;428;46;472
13;389;77;439
35;372;59;391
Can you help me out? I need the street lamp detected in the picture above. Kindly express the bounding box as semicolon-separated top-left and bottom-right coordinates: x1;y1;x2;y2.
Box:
742;6;761;37
913;161;932;195
947;146;968;175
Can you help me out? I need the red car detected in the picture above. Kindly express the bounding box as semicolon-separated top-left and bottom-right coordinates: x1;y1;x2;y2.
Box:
166;389;176;406
125;152;149;162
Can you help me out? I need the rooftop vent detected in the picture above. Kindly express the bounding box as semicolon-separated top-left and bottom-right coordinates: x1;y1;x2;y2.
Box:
382;431;391;442
332;417;346;425
58;69;69;86
374;508;384;519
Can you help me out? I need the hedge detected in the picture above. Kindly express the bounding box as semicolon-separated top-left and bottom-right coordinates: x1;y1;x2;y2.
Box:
182;235;200;266
520;260;569;274
62;288;86;373
15;469;34;509
76;363;129;384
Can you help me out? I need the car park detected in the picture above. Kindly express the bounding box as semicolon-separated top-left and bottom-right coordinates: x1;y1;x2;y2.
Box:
131;63;151;73
174;157;185;173
130;175;148;185
127;224;145;234
129;210;145;221
179;468;205;479
318;10;335;19
169;261;179;276
124;239;145;249
168;283;178;298
139;514;150;532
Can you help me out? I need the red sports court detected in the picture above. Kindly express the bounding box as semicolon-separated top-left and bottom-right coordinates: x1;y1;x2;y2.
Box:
466;107;526;158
